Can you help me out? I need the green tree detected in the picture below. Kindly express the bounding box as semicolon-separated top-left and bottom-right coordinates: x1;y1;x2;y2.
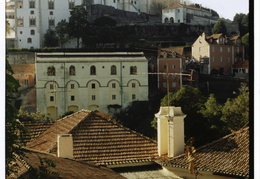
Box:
221;83;249;131
212;19;227;35
233;13;248;36
94;15;116;27
161;86;206;115
6;58;27;176
68;5;89;48
55;19;70;48
200;94;229;137
242;33;249;59
43;29;59;47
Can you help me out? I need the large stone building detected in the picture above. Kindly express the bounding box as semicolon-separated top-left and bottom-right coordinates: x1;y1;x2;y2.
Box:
192;32;245;75
162;4;217;25
36;52;148;119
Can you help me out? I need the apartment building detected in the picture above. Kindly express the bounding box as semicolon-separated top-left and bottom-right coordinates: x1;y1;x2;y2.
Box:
192;32;244;75
157;47;194;93
35;52;148;119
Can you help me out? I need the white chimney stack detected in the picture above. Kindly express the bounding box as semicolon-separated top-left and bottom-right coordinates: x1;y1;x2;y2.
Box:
155;106;186;157
57;134;73;159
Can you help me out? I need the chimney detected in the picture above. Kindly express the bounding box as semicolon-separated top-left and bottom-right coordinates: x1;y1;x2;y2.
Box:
57;134;73;159
155;106;186;157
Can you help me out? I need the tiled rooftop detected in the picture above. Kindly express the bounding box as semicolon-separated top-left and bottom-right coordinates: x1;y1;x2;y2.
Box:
26;110;158;166
22;121;54;143
9;148;125;179
158;127;249;178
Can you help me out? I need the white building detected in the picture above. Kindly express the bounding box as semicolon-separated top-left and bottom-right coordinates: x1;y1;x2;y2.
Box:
36;52;149;119
13;0;85;49
162;4;217;25
8;0;153;49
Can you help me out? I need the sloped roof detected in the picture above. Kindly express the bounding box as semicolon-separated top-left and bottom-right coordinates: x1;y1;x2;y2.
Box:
9;148;125;179
10;64;35;74
22;121;54;143
26;110;91;152
158;127;249;178
206;33;223;39
230;35;240;41
27;110;158;166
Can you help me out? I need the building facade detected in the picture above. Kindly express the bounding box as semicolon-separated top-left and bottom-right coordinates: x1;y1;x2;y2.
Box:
162;4;217;25
192;32;244;75
11;64;36;112
13;0;84;49
36;52;148;119
157;47;194;93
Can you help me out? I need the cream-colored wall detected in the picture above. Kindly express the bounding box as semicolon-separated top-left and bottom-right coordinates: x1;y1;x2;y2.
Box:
57;134;73;159
192;35;209;62
36;53;148;118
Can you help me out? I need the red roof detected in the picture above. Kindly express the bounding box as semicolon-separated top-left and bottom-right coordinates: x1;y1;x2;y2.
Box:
26;110;158;166
158;127;250;178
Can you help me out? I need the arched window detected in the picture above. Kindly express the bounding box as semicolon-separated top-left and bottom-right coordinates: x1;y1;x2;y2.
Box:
130;66;137;75
170;17;174;23
90;65;96;75
47;66;55;76
111;65;117;75
164;18;169;23
69;65;75;75
27;38;32;43
31;29;35;35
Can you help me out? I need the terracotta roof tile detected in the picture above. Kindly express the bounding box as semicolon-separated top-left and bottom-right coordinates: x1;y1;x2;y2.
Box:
158;127;249;178
9;148;125;179
26;110;158;166
26;110;91;152
22;121;54;143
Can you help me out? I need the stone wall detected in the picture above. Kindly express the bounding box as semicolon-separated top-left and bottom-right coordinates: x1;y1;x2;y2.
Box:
7;51;35;64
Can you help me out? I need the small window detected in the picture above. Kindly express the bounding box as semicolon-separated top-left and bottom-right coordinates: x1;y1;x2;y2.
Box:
92;83;95;89
29;0;35;8
27;38;32;43
71;96;75;101
50;84;54;89
220;47;223;52
132;94;136;100
90;66;96;75
130;66;137;75
30;11;34;14
92;95;96;100
29;18;36;26
132;83;136;88
163;82;167;88
47;66;55;76
50;11;53;15
31;29;35;35
228;47;230;52
228;57;231;62
163;64;167;70
69;66;75;75
24;79;29;86
49;19;55;27
111;65;117;75
50;96;54;101
212;57;215;62
71;84;74;89
69;2;75;9
172;82;177;88
220;57;223;62
48;0;54;9
18;19;23;26
212;46;215;52
112;95;116;100
20;31;22;34
163;74;167;79
172;64;176;69
178;9;180;13
112;83;116;88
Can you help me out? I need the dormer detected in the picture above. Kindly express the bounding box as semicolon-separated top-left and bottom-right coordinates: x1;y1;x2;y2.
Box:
163;52;167;58
218;36;224;45
172;51;177;58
